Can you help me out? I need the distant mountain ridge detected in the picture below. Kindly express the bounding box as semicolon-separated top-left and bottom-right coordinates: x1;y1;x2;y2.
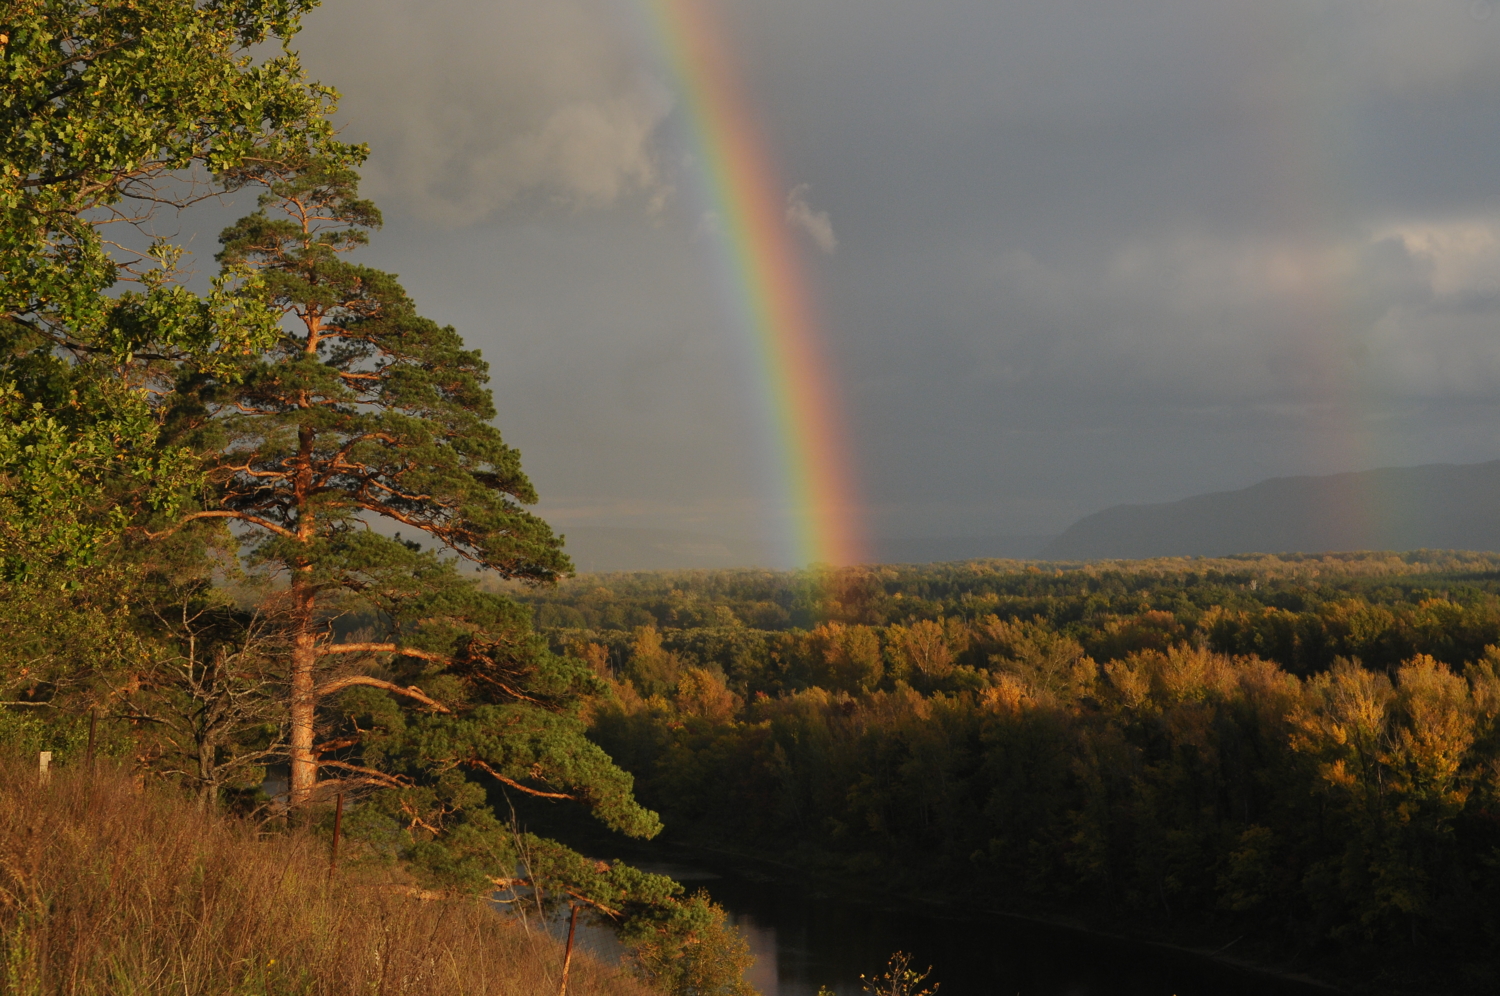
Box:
1041;459;1500;560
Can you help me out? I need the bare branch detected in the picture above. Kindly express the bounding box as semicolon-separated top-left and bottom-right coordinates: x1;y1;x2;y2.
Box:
314;761;410;790
314;674;451;713
316;643;450;665
468;757;575;802
146;510;298;540
564;890;623;919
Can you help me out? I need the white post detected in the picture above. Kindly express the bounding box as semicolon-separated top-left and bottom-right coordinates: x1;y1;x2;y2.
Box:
38;750;51;785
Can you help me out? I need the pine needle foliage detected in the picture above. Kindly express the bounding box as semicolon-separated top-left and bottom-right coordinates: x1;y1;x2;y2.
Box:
157;155;665;898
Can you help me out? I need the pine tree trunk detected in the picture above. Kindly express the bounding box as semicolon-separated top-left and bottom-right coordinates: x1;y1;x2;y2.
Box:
288;418;318;811
288;577;318;809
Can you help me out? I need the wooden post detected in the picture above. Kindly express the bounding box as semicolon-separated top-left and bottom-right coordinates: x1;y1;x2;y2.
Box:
85;709;97;771
328;793;345;882
37;751;51;785
559;903;579;996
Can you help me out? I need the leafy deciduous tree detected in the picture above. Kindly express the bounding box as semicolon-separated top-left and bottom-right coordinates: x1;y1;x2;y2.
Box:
0;0;346;576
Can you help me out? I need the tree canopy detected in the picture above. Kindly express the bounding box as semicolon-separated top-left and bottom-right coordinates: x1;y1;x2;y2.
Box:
0;0;340;576
162;156;578;813
531;555;1500;992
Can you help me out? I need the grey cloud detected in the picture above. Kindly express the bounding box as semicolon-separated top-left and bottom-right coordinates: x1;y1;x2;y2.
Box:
298;0;673;222
974;225;1500;403
290;0;1500;552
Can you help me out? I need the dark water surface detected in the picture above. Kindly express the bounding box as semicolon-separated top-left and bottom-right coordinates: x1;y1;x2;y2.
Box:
618;860;1335;996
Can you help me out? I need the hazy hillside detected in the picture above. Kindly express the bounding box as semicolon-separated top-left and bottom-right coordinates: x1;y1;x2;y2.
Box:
559;526;769;571
557;461;1500;570
1042;459;1500;560
872;535;1053;563
558;530;1059;570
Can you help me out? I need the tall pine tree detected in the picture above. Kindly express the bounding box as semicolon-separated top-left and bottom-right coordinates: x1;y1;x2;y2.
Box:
164;157;663;870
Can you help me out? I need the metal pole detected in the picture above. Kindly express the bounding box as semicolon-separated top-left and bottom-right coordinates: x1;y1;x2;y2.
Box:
559;903;579;996
85;709;97;771
328;793;344;882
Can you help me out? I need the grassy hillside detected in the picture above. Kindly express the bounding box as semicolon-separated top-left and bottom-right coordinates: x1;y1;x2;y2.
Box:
0;765;651;996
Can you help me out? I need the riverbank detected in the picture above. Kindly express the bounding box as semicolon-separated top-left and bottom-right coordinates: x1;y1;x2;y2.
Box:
667;832;1500;996
512;797;1462;996
636;835;1344;996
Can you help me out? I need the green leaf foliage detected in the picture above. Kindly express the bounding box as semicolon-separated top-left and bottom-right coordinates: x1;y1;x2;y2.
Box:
621;890;756;996
0;0;342;576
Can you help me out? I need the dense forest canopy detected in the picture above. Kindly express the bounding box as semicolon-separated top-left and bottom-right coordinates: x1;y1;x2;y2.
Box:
514;552;1500;992
514;551;1500;680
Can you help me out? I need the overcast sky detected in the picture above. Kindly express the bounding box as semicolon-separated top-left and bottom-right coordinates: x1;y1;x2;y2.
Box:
289;0;1500;561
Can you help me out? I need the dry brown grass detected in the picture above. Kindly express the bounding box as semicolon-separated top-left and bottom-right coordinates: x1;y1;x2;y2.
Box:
0;764;652;996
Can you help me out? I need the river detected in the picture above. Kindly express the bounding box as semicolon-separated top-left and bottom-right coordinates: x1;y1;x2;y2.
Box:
567;857;1335;996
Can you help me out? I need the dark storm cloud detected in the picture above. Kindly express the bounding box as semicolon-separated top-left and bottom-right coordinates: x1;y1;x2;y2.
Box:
295;0;1500;553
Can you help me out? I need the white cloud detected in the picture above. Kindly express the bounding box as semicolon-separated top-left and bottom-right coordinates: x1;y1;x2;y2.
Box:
298;0;673;224
785;184;838;253
1377;220;1500;301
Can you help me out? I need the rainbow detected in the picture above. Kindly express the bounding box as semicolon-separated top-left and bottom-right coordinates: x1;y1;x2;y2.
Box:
638;0;866;567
